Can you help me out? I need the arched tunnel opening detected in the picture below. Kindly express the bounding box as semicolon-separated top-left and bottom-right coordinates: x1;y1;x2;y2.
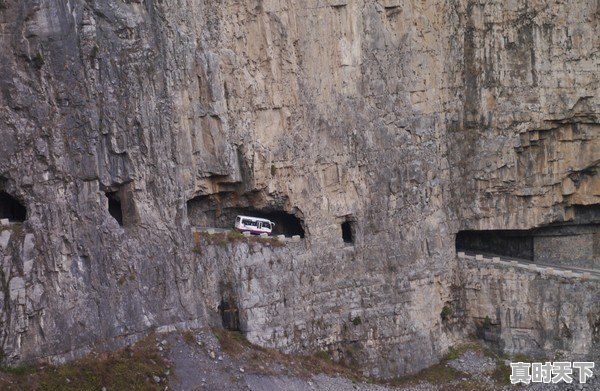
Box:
238;209;305;237
455;230;534;260
0;191;27;222
187;192;305;237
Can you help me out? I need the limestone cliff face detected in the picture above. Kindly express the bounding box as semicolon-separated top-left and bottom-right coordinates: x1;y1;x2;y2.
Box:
0;0;597;378
448;0;600;230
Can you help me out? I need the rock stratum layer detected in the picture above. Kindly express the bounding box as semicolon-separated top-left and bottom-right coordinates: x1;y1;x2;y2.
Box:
0;0;598;378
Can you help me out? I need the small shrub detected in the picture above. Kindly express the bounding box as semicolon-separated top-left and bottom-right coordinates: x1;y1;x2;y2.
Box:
483;315;492;329
490;362;511;385
513;352;532;362
267;237;285;248
400;362;464;385
228;229;244;239
446;346;460;360
440;305;452;321
351;316;362;326
182;330;196;346
270;164;276;176
314;350;331;362
0;365;34;376
33;52;45;69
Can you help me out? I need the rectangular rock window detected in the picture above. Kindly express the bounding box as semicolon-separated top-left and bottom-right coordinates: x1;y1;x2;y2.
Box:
105;191;123;226
103;182;138;228
342;221;354;244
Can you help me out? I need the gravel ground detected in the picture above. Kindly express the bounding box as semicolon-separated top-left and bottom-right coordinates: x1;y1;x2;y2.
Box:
447;350;497;374
163;330;598;391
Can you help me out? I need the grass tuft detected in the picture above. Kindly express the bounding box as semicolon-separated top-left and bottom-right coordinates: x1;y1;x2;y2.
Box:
440;305;452;321
182;330;196;346
33;52;45;69
212;328;360;380
192;230;286;252
0;334;169;390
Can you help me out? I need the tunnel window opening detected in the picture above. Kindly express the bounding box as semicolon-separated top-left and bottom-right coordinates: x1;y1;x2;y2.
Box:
231;209;305;237
105;191;123;226
186;193;306;238
456;230;533;260
457;209;600;268
342;221;354;244
0;192;26;222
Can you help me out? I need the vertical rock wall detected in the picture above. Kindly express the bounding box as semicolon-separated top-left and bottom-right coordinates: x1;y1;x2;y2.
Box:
457;256;600;359
0;0;598;378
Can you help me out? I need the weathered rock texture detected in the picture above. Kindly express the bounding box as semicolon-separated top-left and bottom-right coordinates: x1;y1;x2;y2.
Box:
0;0;598;379
457;256;600;359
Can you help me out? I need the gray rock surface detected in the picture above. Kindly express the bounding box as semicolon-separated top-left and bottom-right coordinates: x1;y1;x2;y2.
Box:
0;0;597;380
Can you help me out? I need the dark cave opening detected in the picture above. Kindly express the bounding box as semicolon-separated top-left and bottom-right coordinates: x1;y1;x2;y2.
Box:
456;222;600;267
186;193;306;237
0;192;27;222
455;230;534;260
105;191;124;226
219;298;240;331
243;209;305;237
341;221;354;244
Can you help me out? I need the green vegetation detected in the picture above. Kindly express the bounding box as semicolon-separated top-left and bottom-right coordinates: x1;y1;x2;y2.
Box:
192;230;285;252
0;334;169;390
446;346;461;360
393;362;464;386
351;316;362;326
440;305;452;320
483;315;492;328
513;352;533;362
182;330;196;346
228;229;245;239
0;365;34;376
212;328;361;380
33;52;45;69
490;362;511;385
314;350;331;362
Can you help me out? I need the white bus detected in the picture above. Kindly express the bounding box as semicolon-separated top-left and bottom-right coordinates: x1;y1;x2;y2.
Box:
235;215;275;235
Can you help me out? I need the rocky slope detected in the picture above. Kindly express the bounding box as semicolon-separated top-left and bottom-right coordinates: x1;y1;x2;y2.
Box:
0;0;598;378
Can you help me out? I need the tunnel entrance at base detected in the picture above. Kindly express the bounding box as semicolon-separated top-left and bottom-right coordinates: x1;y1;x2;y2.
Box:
0;192;27;222
186;192;306;238
455;230;534;260
218;298;240;331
